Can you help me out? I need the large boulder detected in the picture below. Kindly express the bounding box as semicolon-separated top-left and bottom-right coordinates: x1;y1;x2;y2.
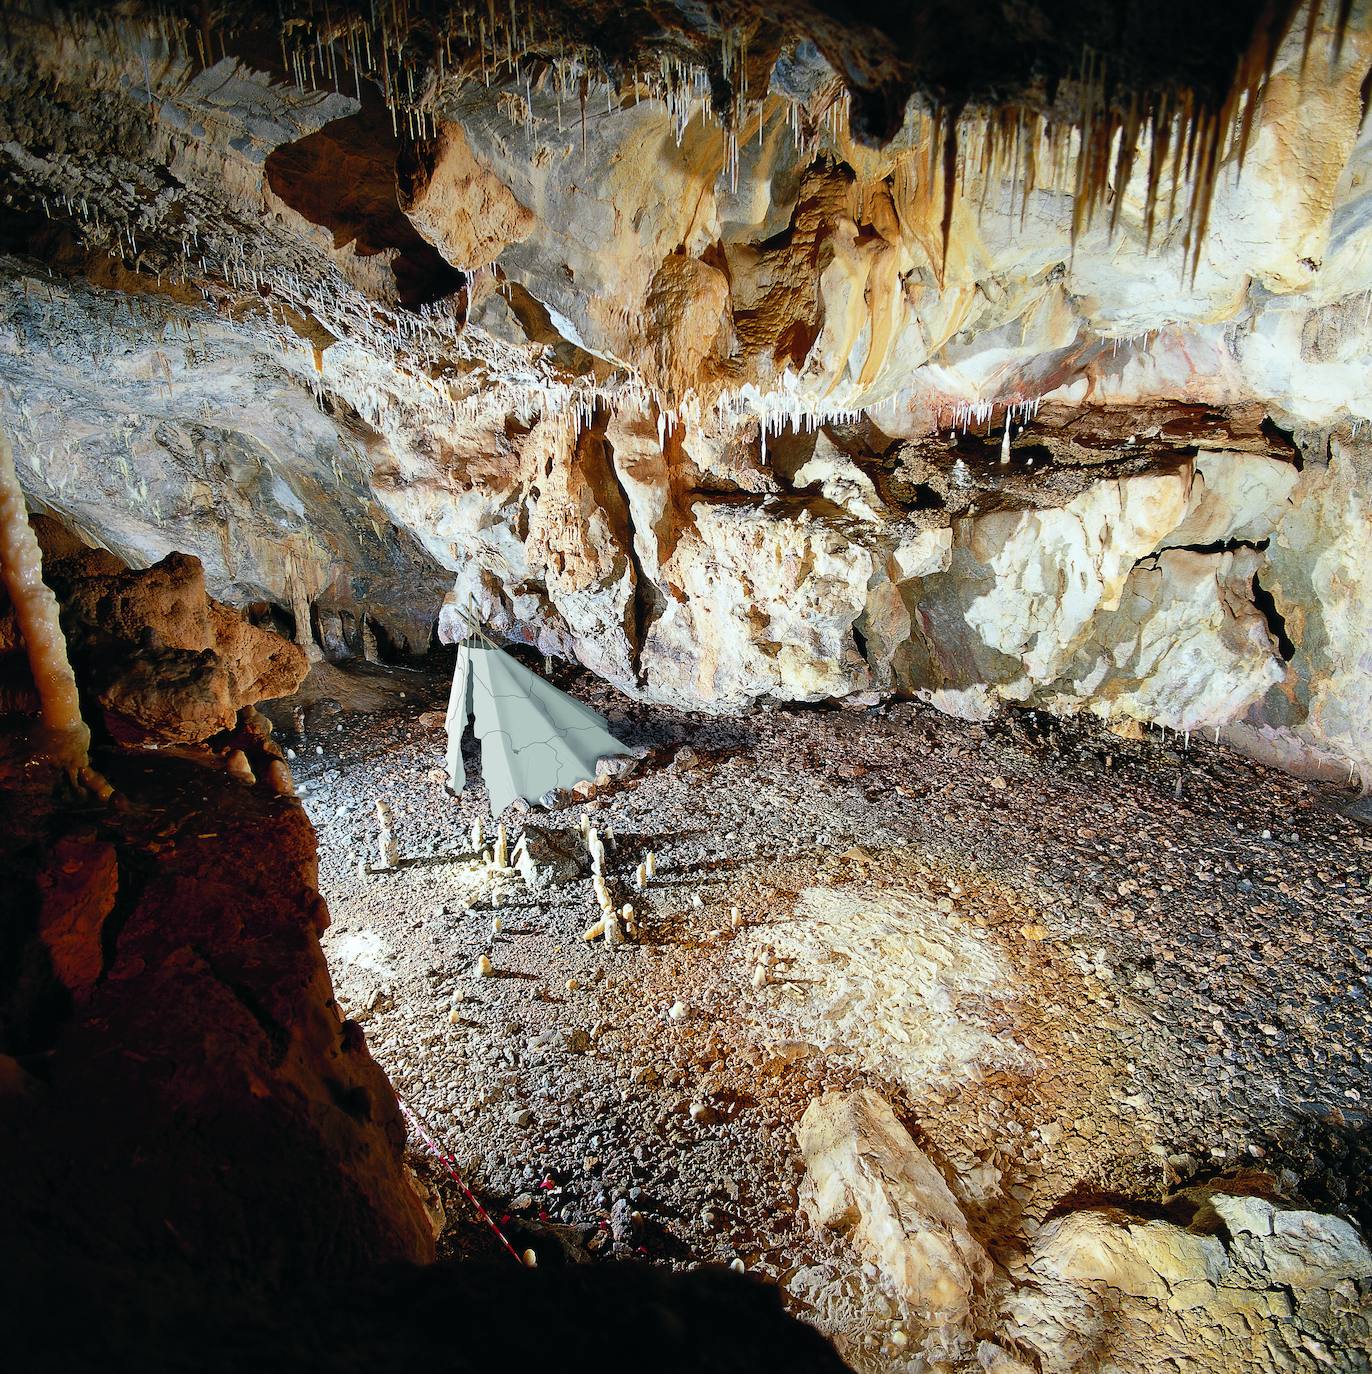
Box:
41;548;308;743
1003;1186;1372;1372
797;1088;993;1356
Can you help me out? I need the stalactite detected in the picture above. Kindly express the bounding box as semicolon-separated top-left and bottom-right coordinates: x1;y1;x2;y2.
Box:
7;0;1363;482
262;0;1348;287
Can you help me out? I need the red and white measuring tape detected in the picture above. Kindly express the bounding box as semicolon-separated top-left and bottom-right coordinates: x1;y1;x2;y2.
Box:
397;1093;529;1267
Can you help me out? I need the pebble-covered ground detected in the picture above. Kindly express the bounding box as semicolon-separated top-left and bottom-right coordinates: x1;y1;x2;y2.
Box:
272;654;1371;1369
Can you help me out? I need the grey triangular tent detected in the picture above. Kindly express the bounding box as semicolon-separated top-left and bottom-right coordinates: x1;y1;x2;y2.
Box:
444;631;630;816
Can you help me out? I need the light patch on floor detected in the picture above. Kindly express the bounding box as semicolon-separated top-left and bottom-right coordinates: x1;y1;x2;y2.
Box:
326;927;397;982
738;882;1035;1101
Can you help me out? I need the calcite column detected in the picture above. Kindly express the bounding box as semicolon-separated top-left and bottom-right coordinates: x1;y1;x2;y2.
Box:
0;424;90;774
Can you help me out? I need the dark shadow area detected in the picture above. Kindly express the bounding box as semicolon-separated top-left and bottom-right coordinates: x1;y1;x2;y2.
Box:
3;1255;851;1373
1252;573;1297;661
265;92;463;311
1249;1112;1372;1234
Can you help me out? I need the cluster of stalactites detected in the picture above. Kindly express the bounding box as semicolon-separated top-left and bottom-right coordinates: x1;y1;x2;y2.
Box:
6;1;1362;463
895;0;1357;278
256;0;1356;273
8;1;1360;321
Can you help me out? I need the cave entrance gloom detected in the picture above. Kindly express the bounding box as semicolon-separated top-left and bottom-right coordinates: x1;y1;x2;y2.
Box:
287;654;1371;1369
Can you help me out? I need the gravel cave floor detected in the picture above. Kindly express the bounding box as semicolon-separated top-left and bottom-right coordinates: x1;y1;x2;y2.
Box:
274;654;1371;1369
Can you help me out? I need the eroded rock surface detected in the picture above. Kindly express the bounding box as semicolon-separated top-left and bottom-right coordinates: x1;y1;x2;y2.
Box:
798;1089;1372;1371
1005;1189;1372;1372
39;546;309;741
798;1089;993;1356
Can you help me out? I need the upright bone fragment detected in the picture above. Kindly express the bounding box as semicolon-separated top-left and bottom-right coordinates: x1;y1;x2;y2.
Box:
225;749;255;784
264;759;295;796
588;826;606;874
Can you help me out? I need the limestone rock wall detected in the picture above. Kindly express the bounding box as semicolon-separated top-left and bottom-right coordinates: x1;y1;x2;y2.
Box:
1;4;1371;782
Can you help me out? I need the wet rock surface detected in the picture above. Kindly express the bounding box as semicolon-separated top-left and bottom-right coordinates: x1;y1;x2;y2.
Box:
295;657;1372;1370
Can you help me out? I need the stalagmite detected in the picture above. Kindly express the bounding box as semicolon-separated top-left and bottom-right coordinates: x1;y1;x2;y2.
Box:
645;851;657;879
225;749;255;784
494;821;509;870
0;424;95;784
635;862;648;890
475;953;493;977
471;817;484;853
375;800;399;868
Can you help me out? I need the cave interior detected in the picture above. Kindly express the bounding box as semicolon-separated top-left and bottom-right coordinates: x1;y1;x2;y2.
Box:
0;1;1370;1370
